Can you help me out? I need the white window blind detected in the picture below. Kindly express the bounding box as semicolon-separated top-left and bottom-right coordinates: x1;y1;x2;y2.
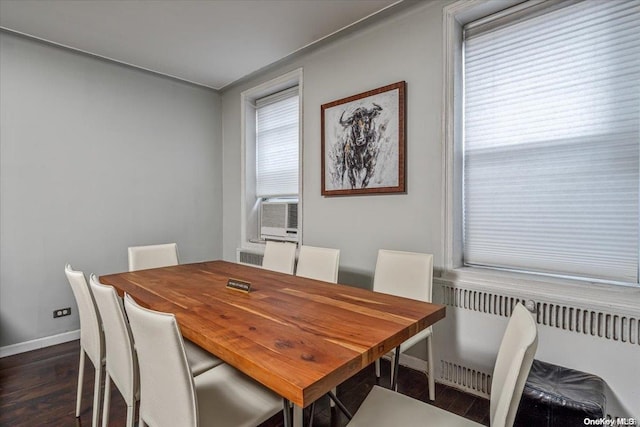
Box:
463;0;640;284
256;87;299;197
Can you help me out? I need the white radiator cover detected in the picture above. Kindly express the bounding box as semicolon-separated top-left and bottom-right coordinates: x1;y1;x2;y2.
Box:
441;285;639;345
432;276;640;419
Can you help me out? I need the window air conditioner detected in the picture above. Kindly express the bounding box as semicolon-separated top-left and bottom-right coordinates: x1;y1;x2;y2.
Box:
260;200;298;242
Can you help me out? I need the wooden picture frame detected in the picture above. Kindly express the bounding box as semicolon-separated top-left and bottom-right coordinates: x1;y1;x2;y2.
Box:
321;81;406;196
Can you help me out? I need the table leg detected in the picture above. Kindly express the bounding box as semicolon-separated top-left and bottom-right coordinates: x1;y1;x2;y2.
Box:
328;390;353;420
293;404;303;427
283;399;292;427
391;345;401;390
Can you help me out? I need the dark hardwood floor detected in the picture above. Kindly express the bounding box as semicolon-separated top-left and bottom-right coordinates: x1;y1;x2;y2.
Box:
0;340;489;426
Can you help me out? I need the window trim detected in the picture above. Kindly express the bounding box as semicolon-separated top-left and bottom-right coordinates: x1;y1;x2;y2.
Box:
240;68;303;251
441;0;640;298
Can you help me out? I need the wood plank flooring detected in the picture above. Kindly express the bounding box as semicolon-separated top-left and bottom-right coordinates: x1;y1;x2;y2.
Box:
0;340;489;426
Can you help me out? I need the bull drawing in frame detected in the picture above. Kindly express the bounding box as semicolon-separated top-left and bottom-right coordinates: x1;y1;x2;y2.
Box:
339;103;383;189
321;81;406;196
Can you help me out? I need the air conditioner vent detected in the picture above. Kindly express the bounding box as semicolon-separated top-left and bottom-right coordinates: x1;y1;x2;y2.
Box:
287;203;298;229
262;203;287;228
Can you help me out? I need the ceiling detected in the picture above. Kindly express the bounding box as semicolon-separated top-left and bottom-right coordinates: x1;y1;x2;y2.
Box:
0;0;402;90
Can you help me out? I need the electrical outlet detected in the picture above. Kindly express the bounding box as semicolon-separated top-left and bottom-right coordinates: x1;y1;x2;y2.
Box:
53;307;71;318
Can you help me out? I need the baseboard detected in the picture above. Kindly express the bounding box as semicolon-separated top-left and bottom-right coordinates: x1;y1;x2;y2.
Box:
0;330;80;358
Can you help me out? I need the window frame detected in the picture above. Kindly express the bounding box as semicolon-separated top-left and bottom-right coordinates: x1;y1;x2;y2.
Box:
241;69;303;251
441;0;640;293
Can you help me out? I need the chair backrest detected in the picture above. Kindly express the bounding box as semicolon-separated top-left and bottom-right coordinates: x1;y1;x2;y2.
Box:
261;241;296;274
128;243;179;272
490;303;538;427
372;250;433;303
65;264;103;367
124;294;198;427
89;274;138;405
295;245;340;283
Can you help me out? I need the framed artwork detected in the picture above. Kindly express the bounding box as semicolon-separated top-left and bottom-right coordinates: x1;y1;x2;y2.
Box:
321;81;406;196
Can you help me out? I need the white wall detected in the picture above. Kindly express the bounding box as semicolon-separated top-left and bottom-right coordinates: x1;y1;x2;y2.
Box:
222;1;444;282
221;0;639;418
0;32;223;349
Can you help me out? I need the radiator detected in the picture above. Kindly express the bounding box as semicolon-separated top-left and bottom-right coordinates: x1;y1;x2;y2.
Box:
441;284;639;346
436;282;639;418
237;249;263;267
440;359;492;396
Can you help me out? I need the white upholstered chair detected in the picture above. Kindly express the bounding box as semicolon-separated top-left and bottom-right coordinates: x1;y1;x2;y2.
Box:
127;242;179;272
347;303;538;427
124;294;283;427
295;245;340;283
373;249;435;399
89;275;225;427
261;241;297;274
65;264;104;427
127;243;222;376
88;274;137;427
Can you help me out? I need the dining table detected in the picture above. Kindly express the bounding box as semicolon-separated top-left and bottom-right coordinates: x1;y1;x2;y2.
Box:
100;260;446;427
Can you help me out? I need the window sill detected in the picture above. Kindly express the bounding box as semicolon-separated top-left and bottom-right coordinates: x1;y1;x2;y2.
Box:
436;267;640;316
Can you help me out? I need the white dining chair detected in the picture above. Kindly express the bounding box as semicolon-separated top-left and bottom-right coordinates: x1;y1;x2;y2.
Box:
128;242;179;272
373;249;435;399
65;264;104;427
124;294;284;427
295;245;340;283
88;274;138;427
347;303;538;427
89;275;225;427
261;241;297;274
127;243;222;376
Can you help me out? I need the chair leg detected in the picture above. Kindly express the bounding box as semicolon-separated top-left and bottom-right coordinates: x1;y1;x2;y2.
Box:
75;349;85;417
375;359;380;379
126;405;135;427
329;387;336;407
427;336;435;401
101;374;111;427
92;363;103;427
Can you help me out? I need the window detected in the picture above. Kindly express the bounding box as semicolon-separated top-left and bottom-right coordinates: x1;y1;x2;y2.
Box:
458;1;639;285
241;69;302;248
256;87;299;198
